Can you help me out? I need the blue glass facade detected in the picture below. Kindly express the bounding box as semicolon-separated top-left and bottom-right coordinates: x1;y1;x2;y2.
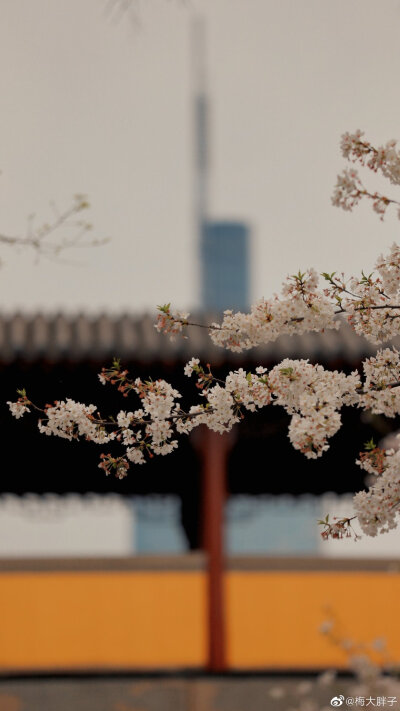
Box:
201;220;249;312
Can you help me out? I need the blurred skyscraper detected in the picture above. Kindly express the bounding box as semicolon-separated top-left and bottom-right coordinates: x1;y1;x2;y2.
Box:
193;18;250;313
201;221;249;311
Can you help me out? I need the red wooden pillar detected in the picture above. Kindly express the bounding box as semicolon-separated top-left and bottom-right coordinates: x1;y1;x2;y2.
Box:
200;427;230;672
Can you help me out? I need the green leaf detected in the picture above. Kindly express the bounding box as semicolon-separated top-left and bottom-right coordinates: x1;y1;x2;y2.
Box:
280;367;294;376
321;272;336;282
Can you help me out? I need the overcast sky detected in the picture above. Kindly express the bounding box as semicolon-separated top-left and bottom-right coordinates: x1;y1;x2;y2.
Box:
1;0;400;315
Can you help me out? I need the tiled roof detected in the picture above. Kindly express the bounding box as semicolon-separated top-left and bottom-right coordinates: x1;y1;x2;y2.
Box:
0;312;394;364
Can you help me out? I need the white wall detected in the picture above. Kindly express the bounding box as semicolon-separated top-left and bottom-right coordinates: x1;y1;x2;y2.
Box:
0;494;134;557
320;494;400;559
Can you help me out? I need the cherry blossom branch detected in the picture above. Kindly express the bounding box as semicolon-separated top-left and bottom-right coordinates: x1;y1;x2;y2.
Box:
0;195;109;262
269;612;399;707
332;130;400;220
9;340;400;535
9;130;400;541
341;130;400;185
331;170;400;221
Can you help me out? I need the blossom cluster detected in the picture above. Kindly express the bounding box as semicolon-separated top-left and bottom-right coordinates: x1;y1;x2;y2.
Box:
332;168;393;220
156;269;339;353
340;130;400;187
331;167;368;212
7;398;30;419
212;239;400;348
332;249;400;344
210;273;339;352
37;399;114;444
268;359;360;459
12;370;186;477
154;303;189;340
319;437;400;539
360;348;400;417
353;443;400;537
332;130;400;221
156;238;400;350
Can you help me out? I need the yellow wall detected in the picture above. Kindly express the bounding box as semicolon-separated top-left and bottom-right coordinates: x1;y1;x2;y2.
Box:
226;571;400;668
0;566;399;671
0;571;207;670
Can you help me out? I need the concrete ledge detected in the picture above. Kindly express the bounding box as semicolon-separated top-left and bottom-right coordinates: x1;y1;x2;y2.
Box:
0;554;398;573
0;676;358;711
0;553;207;573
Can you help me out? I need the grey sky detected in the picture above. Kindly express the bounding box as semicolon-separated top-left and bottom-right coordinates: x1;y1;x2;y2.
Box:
1;0;400;315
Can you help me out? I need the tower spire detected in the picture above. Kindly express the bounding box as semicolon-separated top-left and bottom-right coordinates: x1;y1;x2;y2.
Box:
192;16;208;232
